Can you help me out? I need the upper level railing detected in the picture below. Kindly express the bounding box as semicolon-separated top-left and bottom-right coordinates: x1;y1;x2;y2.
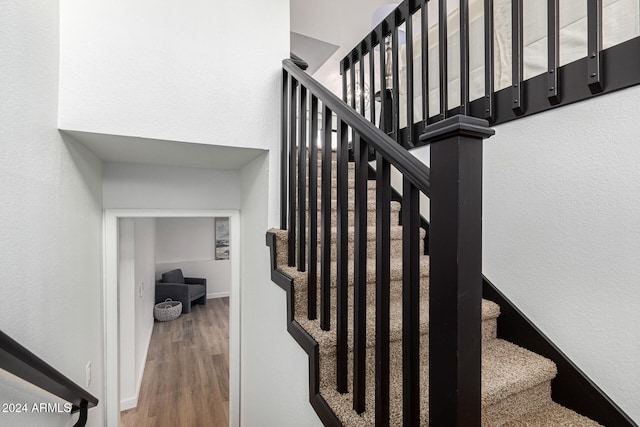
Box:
281;57;493;425
341;0;640;148
0;329;98;427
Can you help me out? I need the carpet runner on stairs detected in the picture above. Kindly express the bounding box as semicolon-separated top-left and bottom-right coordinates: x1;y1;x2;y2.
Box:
269;155;601;426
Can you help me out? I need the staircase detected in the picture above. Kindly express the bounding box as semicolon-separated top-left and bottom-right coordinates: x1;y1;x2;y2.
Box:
268;152;602;426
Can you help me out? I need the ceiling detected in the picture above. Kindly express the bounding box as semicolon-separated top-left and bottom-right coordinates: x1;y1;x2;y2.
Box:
290;0;402;94
62;130;265;170
291;32;339;75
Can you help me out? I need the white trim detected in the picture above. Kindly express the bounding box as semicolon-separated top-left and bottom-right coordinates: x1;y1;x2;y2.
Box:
207;291;230;299
119;317;154;411
119;396;137;412
104;209;241;427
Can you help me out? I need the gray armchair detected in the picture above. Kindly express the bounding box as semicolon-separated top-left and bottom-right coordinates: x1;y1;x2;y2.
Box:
156;269;207;314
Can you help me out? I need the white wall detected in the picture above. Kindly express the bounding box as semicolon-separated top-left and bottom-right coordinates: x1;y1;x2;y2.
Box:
0;2;104;425
59;0;288;226
239;154;323;426
410;86;640;422
118;219;136;410
103;162;241;210
133;219;156;405
119;218;156;410
58;0;325;423
155;217;231;298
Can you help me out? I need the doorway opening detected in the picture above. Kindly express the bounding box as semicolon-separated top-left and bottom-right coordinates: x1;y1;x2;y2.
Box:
103;209;241;427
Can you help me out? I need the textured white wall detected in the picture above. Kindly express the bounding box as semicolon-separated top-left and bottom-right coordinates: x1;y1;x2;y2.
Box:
0;1;104;425
411;86;640;422
484;89;640;422
119;218;156;410
59;0;325;422
102;162;241;210
155;217;231;297
59;0;288;226
133;219;156;405
239;154;323;427
118;219;136;409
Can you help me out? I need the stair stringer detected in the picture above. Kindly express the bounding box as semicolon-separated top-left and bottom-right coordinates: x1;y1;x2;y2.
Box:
482;278;638;427
266;231;344;427
392;166;637;427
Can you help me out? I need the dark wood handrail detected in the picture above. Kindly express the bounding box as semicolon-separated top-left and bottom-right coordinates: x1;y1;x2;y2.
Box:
282;58;431;197
340;1;640;150
282;54;493;425
0;329;98;426
290;52;309;70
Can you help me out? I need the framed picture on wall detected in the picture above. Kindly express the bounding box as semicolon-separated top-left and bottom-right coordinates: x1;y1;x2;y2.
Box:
215;217;230;260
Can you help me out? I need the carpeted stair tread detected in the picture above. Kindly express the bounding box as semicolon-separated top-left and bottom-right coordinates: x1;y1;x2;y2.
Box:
272;228;425;266
270;150;603;425
318;337;559;426
307;176;357;189
319;224;422;242
308;198;401;213
502;402;603;426
280;259;501;352
294;283;500;354
281;256;430;285
480;339;557;406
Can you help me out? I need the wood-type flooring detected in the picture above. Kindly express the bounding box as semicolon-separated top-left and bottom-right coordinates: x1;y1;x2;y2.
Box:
121;298;229;427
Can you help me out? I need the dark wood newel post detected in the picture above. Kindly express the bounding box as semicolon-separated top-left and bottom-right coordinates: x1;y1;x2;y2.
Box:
419;115;494;426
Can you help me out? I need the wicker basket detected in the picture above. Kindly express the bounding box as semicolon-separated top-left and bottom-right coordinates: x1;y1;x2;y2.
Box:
154;298;182;322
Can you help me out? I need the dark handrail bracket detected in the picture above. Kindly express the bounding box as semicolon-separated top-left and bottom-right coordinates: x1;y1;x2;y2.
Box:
420;115;494;426
0;330;98;426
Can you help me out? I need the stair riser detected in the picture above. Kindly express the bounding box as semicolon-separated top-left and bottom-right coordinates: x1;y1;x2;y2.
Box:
306;208;401;229
303;188;378;205
317;334;554;427
305;196;401;216
275;230;426;266
291;279;498;354
270;228;565;427
483;382;552;426
305;235;425;263
284;271;499;353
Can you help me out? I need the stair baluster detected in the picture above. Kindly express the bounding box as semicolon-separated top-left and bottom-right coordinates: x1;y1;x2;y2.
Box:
375;153;392;426
402;177;421;425
280;70;289;230
421;0;429;125
353;133;368;414
512;0;524;116
336;118;349;393
308;95;319;320
368;34;376;124
320;106;333;331
405;3;416;146
484;0;495;119
438;0;448;120
288;76;298;267
298;85;308;271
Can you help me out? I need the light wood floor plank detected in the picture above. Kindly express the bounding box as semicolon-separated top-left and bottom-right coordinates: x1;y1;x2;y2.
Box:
121;298;229;427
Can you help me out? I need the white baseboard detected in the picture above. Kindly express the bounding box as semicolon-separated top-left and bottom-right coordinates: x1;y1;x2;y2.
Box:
120;317;153;412
207;291;230;299
120;396;137;411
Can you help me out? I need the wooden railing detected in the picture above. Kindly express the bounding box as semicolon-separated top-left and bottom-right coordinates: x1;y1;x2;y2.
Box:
281;57;494;425
340;0;640;149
